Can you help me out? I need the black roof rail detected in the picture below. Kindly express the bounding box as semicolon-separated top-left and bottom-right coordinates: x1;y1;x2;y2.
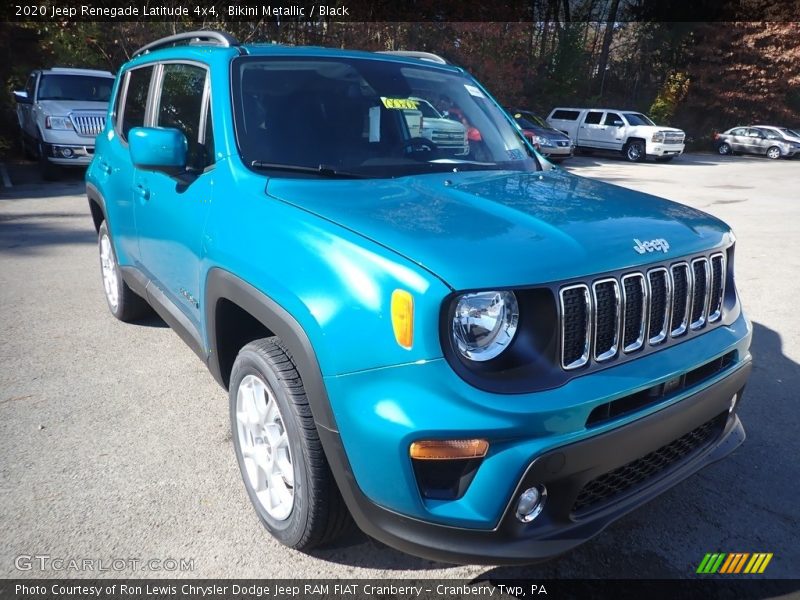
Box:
133;30;240;58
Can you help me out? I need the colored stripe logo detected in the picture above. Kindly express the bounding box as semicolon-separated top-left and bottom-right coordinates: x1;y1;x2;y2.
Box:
697;553;773;574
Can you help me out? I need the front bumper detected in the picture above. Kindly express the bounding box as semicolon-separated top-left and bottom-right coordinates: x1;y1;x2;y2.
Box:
542;143;574;158
646;141;684;157
41;141;94;166
321;311;752;564
322;360;749;564
40;129;96;166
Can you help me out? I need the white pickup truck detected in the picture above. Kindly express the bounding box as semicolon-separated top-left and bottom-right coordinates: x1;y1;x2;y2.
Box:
14;67;114;180
546;107;685;162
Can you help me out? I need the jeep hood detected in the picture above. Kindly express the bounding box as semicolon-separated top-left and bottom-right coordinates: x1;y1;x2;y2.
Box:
266;169;730;290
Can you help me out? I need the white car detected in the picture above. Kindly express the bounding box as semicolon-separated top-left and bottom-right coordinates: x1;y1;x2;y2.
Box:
547;107;686;162
14;67;115;179
403;97;468;156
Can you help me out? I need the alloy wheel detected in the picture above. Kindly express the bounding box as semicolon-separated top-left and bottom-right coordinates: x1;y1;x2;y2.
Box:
99;234;119;310
235;374;295;521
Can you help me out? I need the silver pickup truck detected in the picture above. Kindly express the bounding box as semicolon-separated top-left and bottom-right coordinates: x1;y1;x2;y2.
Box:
14;67;114;179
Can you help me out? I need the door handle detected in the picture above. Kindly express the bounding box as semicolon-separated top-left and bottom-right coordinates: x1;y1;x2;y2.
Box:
135;185;150;201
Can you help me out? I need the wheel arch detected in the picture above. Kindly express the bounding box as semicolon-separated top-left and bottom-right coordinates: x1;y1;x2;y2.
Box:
86;182;106;233
625;136;647;146
204;267;338;433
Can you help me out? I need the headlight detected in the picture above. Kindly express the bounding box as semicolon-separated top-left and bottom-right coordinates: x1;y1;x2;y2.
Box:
452;291;519;361
652;132;665;143
535;135;553;147
45;116;73;130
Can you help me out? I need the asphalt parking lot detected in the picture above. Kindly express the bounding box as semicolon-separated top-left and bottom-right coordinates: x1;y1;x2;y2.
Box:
0;154;798;581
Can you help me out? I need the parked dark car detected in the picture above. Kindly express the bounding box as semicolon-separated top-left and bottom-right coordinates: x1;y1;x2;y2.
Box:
714;126;799;159
507;108;573;162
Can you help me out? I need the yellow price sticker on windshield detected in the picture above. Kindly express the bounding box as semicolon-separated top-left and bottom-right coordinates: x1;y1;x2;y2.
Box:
381;97;420;110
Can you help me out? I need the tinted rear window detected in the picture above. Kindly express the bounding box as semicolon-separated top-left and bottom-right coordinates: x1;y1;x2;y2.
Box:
584;111;603;125
551;110;580;121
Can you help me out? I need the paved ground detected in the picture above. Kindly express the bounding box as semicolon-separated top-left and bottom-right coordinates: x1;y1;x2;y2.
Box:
0;154;798;580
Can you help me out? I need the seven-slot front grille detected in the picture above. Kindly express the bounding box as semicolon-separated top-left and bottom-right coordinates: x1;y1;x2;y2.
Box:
559;252;726;370
70;113;106;137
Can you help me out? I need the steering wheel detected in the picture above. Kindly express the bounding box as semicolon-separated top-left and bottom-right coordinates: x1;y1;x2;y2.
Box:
399;137;439;159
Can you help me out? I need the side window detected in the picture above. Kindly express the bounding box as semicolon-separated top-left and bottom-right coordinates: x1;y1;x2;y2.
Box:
584;111;603;125
156;63;208;170
746;128;763;138
730;128;746;136
603;112;622;126
25;74;37;98
121;66;154;140
552;109;579;121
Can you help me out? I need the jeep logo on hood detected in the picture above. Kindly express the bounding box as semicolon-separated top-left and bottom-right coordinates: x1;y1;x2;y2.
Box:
633;238;670;254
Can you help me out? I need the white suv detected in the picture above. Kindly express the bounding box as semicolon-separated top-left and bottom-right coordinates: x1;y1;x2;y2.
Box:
14;67;115;179
547;107;686;162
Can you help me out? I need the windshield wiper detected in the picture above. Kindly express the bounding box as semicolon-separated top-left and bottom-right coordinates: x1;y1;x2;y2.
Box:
250;161;366;179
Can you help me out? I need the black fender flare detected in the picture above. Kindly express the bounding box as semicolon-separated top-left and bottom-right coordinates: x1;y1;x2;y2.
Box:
86;182;108;232
204;267;338;433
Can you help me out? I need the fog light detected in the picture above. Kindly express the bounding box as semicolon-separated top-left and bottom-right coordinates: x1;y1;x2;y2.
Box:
59;147;74;158
516;485;547;523
729;393;738;413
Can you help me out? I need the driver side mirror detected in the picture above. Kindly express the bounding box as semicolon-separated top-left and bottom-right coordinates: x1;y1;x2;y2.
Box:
612;120;624;127
13;90;31;104
129;127;187;176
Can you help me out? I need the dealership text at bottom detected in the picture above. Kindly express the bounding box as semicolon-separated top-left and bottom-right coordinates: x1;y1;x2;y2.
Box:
16;584;549;598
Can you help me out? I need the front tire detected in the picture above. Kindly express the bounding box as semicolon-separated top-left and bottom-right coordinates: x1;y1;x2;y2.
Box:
766;146;782;160
229;338;350;550
97;221;150;321
624;140;646;162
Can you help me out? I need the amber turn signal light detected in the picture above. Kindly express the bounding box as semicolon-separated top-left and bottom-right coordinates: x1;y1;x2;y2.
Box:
409;439;489;460
391;289;414;349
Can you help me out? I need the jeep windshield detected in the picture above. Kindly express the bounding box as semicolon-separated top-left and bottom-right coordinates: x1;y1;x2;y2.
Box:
232;56;538;178
623;113;656;126
38;74;113;102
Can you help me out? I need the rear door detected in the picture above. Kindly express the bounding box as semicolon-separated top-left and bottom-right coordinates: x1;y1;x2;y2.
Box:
134;61;215;331
744;128;767;154
595;111;625;150
578;111;605;147
726;127;745;152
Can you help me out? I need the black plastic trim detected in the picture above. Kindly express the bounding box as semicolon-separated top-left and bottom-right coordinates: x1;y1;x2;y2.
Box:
204;268;338;433
120;266;205;361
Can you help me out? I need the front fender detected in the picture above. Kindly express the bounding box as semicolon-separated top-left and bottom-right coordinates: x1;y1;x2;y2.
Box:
202;168;452;380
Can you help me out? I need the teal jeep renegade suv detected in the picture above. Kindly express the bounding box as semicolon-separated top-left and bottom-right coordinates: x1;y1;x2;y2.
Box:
86;31;752;564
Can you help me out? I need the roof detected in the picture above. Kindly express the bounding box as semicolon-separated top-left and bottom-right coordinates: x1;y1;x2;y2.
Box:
124;31;461;73
43;67;114;78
